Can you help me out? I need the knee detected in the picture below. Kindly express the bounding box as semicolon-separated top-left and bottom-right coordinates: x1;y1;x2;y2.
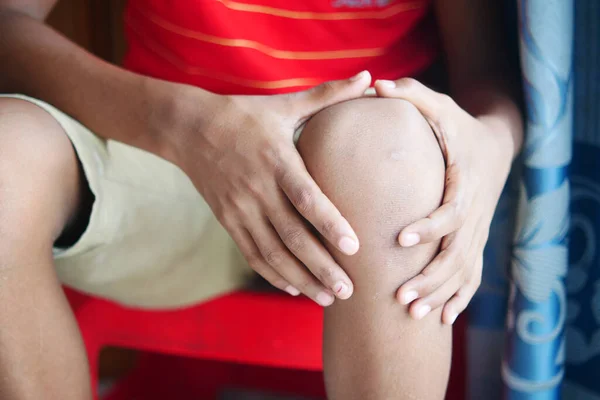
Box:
298;98;445;284
298;97;445;227
0;98;79;241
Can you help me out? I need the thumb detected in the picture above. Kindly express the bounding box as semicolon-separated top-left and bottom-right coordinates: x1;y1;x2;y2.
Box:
290;71;371;121
374;78;443;119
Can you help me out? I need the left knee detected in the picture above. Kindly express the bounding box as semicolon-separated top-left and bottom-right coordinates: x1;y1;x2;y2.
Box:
297;98;445;288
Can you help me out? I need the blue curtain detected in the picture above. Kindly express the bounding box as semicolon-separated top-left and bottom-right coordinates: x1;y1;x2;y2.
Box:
467;1;600;398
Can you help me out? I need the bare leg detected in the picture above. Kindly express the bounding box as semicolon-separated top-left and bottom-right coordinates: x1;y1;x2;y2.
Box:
0;99;91;399
298;98;449;400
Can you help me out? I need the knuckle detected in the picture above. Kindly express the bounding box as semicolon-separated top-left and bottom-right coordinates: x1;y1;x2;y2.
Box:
296;278;313;292
316;81;336;99
273;161;294;186
283;228;306;253
421;263;440;282
225;191;250;214
214;206;230;227
217;206;245;232
397;77;418;92
420;217;437;239
452;252;466;270
244;180;265;200
448;201;464;223
321;218;337;237
292;187;314;214
260;142;286;168
439;248;455;266
421;264;438;279
316;265;335;284
221;190;236;207
437;252;461;276
264;249;286;267
220;216;235;232
438;93;455;107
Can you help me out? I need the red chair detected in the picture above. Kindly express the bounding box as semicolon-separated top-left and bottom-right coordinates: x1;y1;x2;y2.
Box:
64;288;466;399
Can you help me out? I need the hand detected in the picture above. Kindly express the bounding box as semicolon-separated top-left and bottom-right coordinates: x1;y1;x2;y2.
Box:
374;78;514;324
171;72;372;306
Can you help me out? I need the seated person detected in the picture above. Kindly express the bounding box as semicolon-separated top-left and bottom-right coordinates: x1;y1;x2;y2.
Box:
0;0;522;399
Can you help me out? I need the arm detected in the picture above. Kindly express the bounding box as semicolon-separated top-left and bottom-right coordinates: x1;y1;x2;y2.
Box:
375;0;524;324
0;0;372;305
435;0;524;157
0;0;213;158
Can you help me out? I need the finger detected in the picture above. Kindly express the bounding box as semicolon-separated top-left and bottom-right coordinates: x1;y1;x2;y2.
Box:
398;163;463;247
373;78;448;118
268;194;354;299
277;154;360;256
442;257;483;325
289;71;372;122
396;246;458;305
408;271;463;321
248;218;336;307
228;226;298;296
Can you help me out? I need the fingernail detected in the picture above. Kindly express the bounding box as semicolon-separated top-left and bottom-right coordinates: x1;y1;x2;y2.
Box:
316;292;335;307
364;87;377;96
401;290;418;305
350;70;369;82
339;236;359;255
414;305;431;320
333;281;351;300
400;233;420;247
447;312;458;325
285;285;300;296
376;79;396;88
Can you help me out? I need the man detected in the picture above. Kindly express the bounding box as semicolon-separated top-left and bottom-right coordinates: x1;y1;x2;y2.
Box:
0;0;522;398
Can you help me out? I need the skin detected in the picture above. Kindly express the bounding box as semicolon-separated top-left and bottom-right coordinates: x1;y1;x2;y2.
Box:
0;3;371;306
0;0;523;398
299;98;450;400
0;98;91;399
0;95;452;400
389;0;524;325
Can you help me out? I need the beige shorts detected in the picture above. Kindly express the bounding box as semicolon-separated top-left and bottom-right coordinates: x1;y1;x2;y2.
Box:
2;94;256;309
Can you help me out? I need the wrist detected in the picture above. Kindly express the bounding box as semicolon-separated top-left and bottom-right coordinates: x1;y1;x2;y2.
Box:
478;115;518;179
455;80;524;160
142;77;225;165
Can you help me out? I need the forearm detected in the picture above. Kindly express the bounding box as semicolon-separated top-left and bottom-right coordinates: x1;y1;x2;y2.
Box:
453;80;524;161
433;0;524;161
0;9;217;160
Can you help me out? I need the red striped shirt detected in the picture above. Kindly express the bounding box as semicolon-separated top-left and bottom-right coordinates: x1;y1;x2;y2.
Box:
123;0;439;95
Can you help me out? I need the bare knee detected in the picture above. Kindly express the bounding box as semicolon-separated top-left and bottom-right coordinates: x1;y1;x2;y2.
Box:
298;98;445;293
303;99;450;400
298;97;444;218
0;98;80;246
